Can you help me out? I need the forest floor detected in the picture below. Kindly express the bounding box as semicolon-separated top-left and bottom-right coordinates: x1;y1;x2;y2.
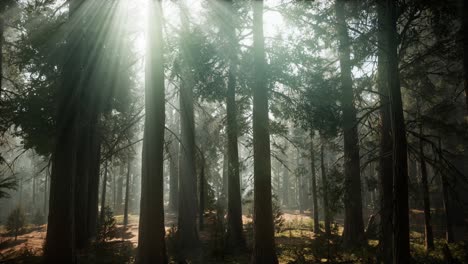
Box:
0;210;467;263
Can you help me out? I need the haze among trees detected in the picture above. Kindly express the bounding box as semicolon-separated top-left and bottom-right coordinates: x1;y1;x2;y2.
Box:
0;0;467;263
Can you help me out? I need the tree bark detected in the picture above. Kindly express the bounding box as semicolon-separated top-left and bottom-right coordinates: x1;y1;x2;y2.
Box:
384;0;411;262
100;160;109;225
320;140;331;237
223;0;245;250
463;0;468;111
251;1;278;263
44;1;83;261
168;108;179;213
177;1;200;259
87;127;101;240
310;133;319;234
124;153;131;227
377;1;393;262
199;156;205;230
335;0;365;247
0;13;3;98
419;126;434;251
136;0;167;262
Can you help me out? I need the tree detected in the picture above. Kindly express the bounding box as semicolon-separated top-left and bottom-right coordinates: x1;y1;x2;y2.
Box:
136;0;167;262
177;0;200;259
376;0;393;262
418;125;434;251
6;207;26;241
223;0;245;250
310;133;319;234
335;0;364;247
44;1;83;261
320;138;331;237
251;1;278;263
384;0;411;262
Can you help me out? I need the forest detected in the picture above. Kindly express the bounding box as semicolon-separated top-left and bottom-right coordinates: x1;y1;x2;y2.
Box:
0;0;467;263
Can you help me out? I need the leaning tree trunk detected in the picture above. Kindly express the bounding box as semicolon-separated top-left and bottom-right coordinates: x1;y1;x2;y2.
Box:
385;0;411;262
335;0;365;247
310;132;319;234
136;0;167;263
377;1;393;262
251;1;278;263
44;1;83;262
320;139;331;237
419;126;434;251
224;0;245;250
177;1;200;259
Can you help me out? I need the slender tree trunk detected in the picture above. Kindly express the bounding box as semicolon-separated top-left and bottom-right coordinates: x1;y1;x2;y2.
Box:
44;1;83;261
136;0;167;262
310;133;319;234
385;1;411;262
100;160;108;225
377;1;393;262
124;153;131;227
221;148;228;208
463;0;468;111
177;1;200;259
335;0;365;247
419;127;434;251
282;146;289;208
43;165;49;217
116;164;124;214
199;156;205;230
223;0;245;250
320;140;331;237
0;13;3;98
251;1;278;263
168;108;179;213
87;127;101;240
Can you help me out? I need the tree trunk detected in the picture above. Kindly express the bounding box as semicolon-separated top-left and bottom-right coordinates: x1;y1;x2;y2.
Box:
251;1;278;263
116;164;124;214
168;108;179;213
44;1;83;261
282;147;289;208
43;165;49;217
463;0;468;111
0;13;3;98
384;0;411;262
177;1;200;259
100;160;108;225
335;0;365;247
124;153;132;227
310;133;319;234
223;0;245;250
199;156;205;230
320;140;331;237
377;1;393;262
87;127;101;240
419;127;434;251
136;0;167;262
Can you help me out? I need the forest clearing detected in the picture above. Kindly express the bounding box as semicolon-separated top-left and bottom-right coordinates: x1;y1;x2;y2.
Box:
1;0;468;263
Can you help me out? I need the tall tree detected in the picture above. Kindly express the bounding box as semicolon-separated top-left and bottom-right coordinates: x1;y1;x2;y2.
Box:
168;107;179;213
335;0;364;246
177;0;200;258
223;0;245;250
310;133;319;234
320;138;331;237
463;0;468;111
251;1;278;263
136;0;167;262
418;125;434;251
123;153;132;227
376;0;393;262
384;0;410;262
44;0;84;261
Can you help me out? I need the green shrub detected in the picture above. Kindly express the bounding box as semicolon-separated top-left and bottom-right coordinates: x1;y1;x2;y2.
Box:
97;206;118;242
6;206;26;240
